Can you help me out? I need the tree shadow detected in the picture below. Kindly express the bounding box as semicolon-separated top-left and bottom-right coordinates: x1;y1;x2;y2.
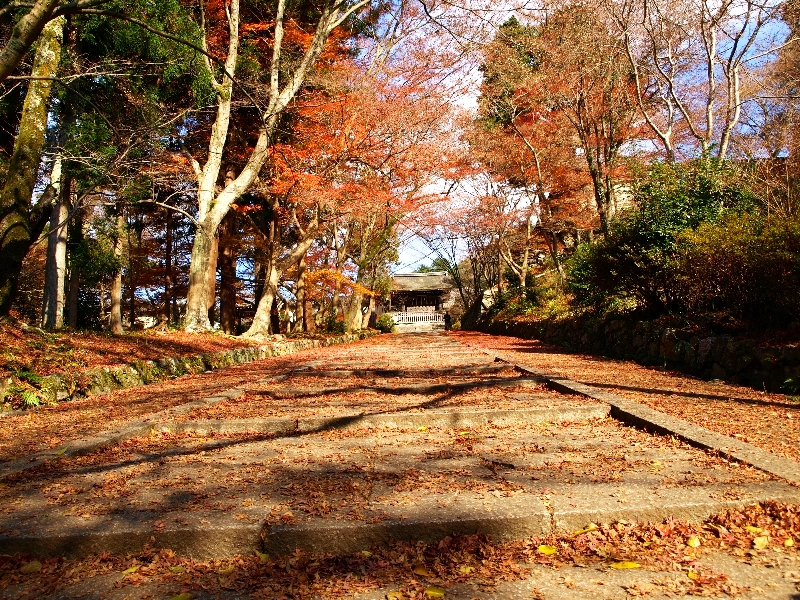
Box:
579;381;800;411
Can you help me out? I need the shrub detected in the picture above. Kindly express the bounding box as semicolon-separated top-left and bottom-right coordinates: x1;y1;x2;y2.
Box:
568;160;756;315
323;314;346;334
375;313;395;333
676;212;800;326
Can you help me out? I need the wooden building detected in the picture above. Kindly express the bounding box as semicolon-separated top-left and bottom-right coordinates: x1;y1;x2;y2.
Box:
386;272;457;330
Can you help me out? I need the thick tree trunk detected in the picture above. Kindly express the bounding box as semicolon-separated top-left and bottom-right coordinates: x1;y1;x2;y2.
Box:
183;223;217;331
0;16;64;316
41;167;68;329
218;214;237;334
344;290;363;333
109;208;125;335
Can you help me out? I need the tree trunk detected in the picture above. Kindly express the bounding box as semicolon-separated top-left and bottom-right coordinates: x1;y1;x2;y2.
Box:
0;0;59;84
66;197;83;328
345;290;363;333
363;294;375;329
207;231;219;326
41;166;68;329
270;298;281;334
159;207;173;327
127;221;140;329
218;214;237;334
295;254;306;332
109;208;125;335
244;235;318;337
183;223;217;331
247;260;279;336
0;16;64;316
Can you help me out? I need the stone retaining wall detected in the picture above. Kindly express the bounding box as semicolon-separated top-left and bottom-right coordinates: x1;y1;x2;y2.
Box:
10;331;379;407
477;317;800;393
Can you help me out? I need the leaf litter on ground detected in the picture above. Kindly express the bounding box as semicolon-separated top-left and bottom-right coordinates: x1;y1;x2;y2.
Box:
0;502;796;599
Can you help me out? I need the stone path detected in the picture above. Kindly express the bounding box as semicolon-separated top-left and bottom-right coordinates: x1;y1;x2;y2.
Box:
1;332;799;599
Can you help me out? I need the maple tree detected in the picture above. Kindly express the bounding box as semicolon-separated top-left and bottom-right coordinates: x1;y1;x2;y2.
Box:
470;19;597;283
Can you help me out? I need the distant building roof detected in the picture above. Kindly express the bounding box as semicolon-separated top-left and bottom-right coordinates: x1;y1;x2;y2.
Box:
391;271;454;292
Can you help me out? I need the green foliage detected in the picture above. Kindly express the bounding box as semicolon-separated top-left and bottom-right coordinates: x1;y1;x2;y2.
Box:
375;313;395;333
415;258;452;273
77;0;214;107
568;160;756;315
70;235;121;288
321;311;346;334
676;212;800;326
7;377;45;408
14;370;43;386
478;17;541;129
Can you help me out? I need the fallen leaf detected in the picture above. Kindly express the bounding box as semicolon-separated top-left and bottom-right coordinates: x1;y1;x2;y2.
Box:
386;593;404;600
538;544;557;556
459;565;474;574
122;565;140;575
361;550;372;558
424;587;446;598
54;447;68;456
745;525;763;534
218;566;235;575
19;561;42;574
610;561;641;570
785;538;794;547
168;565;185;573
686;535;701;548
688;570;698;580
169;594;194;600
753;536;769;550
414;563;432;577
573;523;599;536
418;426;428;431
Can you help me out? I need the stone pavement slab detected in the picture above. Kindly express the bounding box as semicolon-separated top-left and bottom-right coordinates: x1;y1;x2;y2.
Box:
0;331;798;572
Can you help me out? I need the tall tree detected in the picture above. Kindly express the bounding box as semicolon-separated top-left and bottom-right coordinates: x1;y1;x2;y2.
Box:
607;0;790;160
180;0;373;331
0;16;65;316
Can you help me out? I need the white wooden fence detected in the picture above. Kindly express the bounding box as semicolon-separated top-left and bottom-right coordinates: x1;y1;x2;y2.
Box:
390;311;444;325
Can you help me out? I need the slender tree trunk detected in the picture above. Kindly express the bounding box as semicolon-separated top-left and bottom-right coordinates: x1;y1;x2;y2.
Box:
0;16;64;316
41;165;68;329
295;254;306;332
127;221;141;329
0;0;59;84
253;254;265;311
206;231;219;326
218;214;237;334
66;197;83;328
244;235;317;337
160;207;173;327
363;294;375;329
110;207;125;335
248;260;279;336
270;298;281;334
